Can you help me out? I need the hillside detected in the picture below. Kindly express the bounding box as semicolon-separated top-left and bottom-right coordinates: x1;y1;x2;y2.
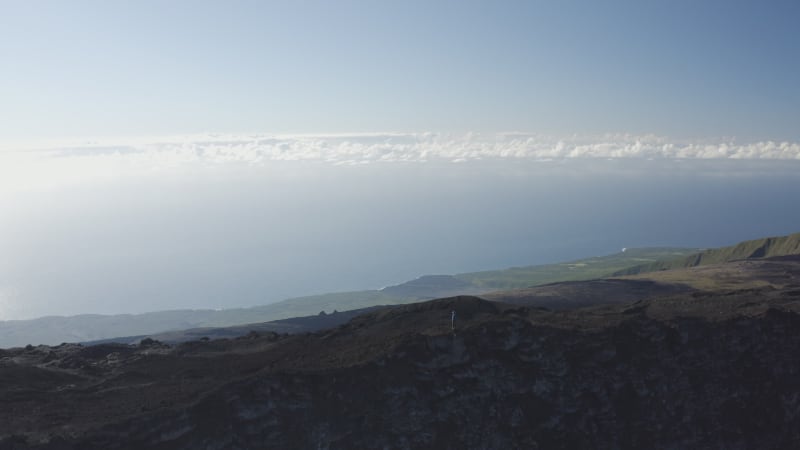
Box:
485;254;800;309
456;247;698;289
95;255;800;346
380;275;486;299
0;247;695;348
85;306;387;346
0;291;402;348
484;278;692;310
614;232;800;276
4;272;800;448
6;236;793;349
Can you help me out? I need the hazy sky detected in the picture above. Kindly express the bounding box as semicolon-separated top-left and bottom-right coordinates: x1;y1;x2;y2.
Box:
1;1;798;141
1;2;800;321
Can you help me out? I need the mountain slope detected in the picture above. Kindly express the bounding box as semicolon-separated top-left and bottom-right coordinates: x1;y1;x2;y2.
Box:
85;306;388;346
0;247;695;347
380;275;486;299
483;278;692;310
486;254;800;308
456;247;698;289
0;291;402;348
4;286;800;448
614;232;800;276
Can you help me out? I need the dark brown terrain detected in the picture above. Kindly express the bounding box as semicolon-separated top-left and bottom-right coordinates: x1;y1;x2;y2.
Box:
3;256;800;449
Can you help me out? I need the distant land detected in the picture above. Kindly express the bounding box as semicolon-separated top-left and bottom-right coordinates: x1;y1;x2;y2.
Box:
0;247;699;347
3;232;800;348
83;306;387;346
4;249;800;447
613;232;800;275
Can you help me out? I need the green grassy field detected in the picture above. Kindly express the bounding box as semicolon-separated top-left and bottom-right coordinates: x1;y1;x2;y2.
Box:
455;247;699;290
614;232;800;276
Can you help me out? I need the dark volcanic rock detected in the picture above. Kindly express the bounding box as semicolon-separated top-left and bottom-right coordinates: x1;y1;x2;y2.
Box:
485;278;692;310
3;293;800;449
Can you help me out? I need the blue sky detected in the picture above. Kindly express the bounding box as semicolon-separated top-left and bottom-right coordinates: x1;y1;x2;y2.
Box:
1;1;798;141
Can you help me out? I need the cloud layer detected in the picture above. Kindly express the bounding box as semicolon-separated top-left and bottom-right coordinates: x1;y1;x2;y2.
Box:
2;132;800;194
33;133;800;162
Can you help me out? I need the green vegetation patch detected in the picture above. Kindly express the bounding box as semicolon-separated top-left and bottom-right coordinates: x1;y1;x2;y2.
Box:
455;248;699;290
614;232;800;276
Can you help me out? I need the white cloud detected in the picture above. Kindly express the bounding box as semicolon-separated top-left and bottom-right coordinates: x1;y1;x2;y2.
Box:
2;132;799;194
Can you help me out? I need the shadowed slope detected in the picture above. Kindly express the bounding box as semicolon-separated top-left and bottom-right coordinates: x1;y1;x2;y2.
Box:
4;287;800;448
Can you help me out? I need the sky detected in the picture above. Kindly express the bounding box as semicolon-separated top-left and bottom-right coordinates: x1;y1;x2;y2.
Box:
1;0;798;141
1;2;800;321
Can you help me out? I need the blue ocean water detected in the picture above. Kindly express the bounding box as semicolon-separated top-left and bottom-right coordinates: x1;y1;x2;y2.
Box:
1;158;799;319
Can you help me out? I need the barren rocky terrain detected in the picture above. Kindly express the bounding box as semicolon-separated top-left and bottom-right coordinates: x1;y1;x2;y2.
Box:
3;257;800;449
